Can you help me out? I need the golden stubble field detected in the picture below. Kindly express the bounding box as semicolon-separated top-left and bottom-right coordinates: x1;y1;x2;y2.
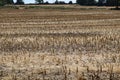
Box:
0;6;120;80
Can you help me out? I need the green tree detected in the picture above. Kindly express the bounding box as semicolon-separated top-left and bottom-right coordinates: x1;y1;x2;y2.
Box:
106;0;116;6
76;0;95;5
5;0;14;4
76;0;87;5
116;0;120;9
106;0;119;9
69;1;73;4
98;0;105;6
16;0;24;4
0;0;14;6
35;0;44;4
87;0;96;5
0;0;4;6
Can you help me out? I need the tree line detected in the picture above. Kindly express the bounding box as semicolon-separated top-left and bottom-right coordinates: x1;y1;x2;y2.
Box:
77;0;120;9
0;0;73;5
0;0;24;5
77;0;120;6
0;0;119;9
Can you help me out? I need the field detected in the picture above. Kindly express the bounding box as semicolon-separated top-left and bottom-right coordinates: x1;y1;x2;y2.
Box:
0;5;120;80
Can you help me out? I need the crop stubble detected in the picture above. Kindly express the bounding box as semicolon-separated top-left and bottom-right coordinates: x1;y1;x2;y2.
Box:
0;8;120;80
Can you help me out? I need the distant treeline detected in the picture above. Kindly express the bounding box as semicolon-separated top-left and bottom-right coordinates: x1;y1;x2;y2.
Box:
77;0;120;9
77;0;120;6
0;0;120;9
0;0;73;5
0;0;24;5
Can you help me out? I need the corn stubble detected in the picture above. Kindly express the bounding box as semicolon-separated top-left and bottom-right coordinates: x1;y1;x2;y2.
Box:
0;8;120;80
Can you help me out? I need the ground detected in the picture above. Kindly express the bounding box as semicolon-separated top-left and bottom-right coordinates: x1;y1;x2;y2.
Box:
0;5;120;80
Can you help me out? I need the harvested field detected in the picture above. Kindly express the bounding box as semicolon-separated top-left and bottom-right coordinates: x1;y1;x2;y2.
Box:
0;6;120;80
